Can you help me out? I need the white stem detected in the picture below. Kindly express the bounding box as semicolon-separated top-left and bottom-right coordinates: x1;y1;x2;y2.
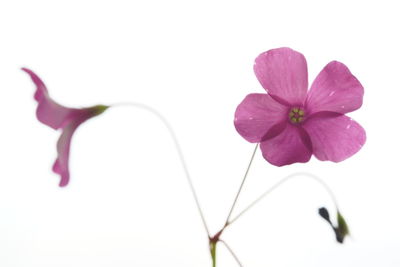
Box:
111;102;211;237
228;172;339;226
219;240;244;267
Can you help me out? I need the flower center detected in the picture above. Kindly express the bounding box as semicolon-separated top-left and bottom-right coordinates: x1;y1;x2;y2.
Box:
289;107;305;124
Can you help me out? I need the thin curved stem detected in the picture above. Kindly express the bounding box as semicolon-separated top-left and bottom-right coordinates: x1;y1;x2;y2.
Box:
219;240;243;267
224;144;259;226
227;172;339;227
111;102;210;237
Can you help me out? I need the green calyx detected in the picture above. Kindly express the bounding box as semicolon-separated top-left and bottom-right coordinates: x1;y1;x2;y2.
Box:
91;105;109;116
336;211;350;242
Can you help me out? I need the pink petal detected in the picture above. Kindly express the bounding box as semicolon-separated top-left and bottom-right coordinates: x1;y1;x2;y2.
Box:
305;61;364;115
52;120;80;187
22;68;80;130
254;47;308;106
23;67;109;187
303;113;366;162
20;68;48;102
52;106;108;187
260;124;312;166
234;93;288;142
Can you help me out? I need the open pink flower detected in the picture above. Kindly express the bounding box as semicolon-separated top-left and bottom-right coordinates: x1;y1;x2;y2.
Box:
22;68;108;186
234;48;366;166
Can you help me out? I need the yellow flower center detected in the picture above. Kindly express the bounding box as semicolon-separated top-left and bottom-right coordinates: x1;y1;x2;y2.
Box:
289;107;305;124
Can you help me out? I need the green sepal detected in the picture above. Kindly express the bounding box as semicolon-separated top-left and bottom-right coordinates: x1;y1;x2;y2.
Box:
335;211;350;243
91;105;109;116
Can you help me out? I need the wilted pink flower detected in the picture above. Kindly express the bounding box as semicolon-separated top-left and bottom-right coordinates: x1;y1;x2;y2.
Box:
234;48;366;166
22;68;108;186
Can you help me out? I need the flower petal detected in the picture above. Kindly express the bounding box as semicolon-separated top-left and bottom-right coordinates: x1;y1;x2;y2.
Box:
52;120;80;187
303;113;366;162
254;47;308;105
260;124;312;166
305;61;364;115
234;93;288;142
52;106;108;187
22;68;80;130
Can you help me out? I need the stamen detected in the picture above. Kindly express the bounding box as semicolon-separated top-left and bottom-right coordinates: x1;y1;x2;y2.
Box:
288;107;305;124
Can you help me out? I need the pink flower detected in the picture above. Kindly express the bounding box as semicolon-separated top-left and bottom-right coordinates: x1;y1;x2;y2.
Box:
22;68;108;187
234;48;366;166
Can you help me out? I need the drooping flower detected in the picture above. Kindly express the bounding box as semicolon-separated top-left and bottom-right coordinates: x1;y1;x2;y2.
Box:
22;68;108;186
234;48;366;166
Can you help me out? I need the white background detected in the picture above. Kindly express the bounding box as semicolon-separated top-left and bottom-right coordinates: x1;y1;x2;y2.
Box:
0;0;399;266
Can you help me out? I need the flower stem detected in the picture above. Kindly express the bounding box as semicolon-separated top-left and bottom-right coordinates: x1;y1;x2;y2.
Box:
207;144;257;266
111;102;211;237
210;241;217;267
220;240;243;267
227;172;339;227
224;144;259;226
